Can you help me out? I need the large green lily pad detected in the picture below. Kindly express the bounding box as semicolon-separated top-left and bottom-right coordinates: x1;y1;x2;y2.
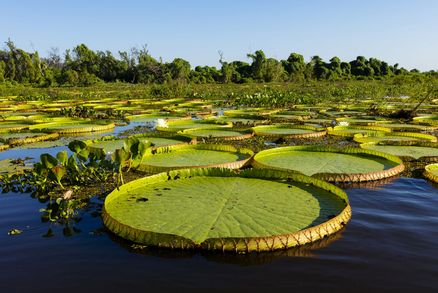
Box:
103;168;351;252
0;159;32;174
252;124;325;138
0;122;29;133
327;125;391;137
137;144;253;173
180;128;252;140
360;143;438;160
253;145;404;182
30;120;115;134
89;136;189;153
353;132;437;144
158;119;232;132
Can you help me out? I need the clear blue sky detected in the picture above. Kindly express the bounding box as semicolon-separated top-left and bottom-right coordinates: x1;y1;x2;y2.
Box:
1;0;437;71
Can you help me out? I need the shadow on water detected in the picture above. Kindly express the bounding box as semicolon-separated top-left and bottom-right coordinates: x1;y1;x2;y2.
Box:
335;175;398;190
107;226;346;266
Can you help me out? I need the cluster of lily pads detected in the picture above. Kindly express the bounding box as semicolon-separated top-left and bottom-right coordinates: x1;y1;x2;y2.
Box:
1;95;438;252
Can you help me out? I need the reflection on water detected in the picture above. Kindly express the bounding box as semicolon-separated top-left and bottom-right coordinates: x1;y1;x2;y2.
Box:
336;175;398;190
111;227;345;265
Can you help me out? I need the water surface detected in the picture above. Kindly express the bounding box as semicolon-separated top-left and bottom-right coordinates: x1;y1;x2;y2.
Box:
1;177;437;292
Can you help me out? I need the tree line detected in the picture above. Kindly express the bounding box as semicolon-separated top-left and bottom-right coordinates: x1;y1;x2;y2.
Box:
0;40;435;87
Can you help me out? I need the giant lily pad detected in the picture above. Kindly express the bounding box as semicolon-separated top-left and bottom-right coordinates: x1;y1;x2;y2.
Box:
413;115;438;126
252;124;326;139
252;145;404;182
360;142;438;161
180;128;253;140
157;119;232;132
88;135;191;153
353;132;437;144
327;125;391;137
137;144;253;173
29;120;115;134
0;159;32;174
103;168;351;252
0;122;29;133
2;132;60;146
376;123;437;132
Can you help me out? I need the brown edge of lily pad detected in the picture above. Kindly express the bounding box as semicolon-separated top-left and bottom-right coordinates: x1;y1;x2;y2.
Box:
424;164;438;183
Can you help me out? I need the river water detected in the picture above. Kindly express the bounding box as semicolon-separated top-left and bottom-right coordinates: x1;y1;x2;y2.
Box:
1;176;437;292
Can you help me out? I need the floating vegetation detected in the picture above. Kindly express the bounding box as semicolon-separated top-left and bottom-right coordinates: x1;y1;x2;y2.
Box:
136;144;253;173
0;82;437;256
102;168;351;252
180;128;253;141
253;145;404;182
157;119;232;132
353;132;437;144
29;120;115;134
252;124;326;139
424;163;438;183
88;135;192;153
360;142;438;161
327;125;391;137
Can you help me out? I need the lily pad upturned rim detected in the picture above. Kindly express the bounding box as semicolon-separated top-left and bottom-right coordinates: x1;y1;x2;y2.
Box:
29;121;116;134
252;145;405;182
335;117;392;125
7;133;60;146
0;124;30;133
179;127;254;141
156;119;233;132
102;168;351;252
252;124;326;139
0;144;9;152
86;134;195;153
327;125;391;137
353;132;437;144
360;141;438;162
424;163;438;183
413;115;438;126
136;143;254;173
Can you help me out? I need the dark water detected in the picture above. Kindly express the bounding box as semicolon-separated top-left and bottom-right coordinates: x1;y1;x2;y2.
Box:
1;176;437;292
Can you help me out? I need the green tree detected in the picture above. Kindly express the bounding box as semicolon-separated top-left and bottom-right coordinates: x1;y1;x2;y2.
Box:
262;58;285;82
282;53;306;80
168;58;191;81
247;50;266;81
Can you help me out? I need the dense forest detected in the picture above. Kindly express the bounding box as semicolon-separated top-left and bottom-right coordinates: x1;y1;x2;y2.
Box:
0;40;436;87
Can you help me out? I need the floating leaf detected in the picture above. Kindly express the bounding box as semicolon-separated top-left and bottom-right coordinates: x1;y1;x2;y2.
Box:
103;168;351;252
8;228;23;235
40;154;58;169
